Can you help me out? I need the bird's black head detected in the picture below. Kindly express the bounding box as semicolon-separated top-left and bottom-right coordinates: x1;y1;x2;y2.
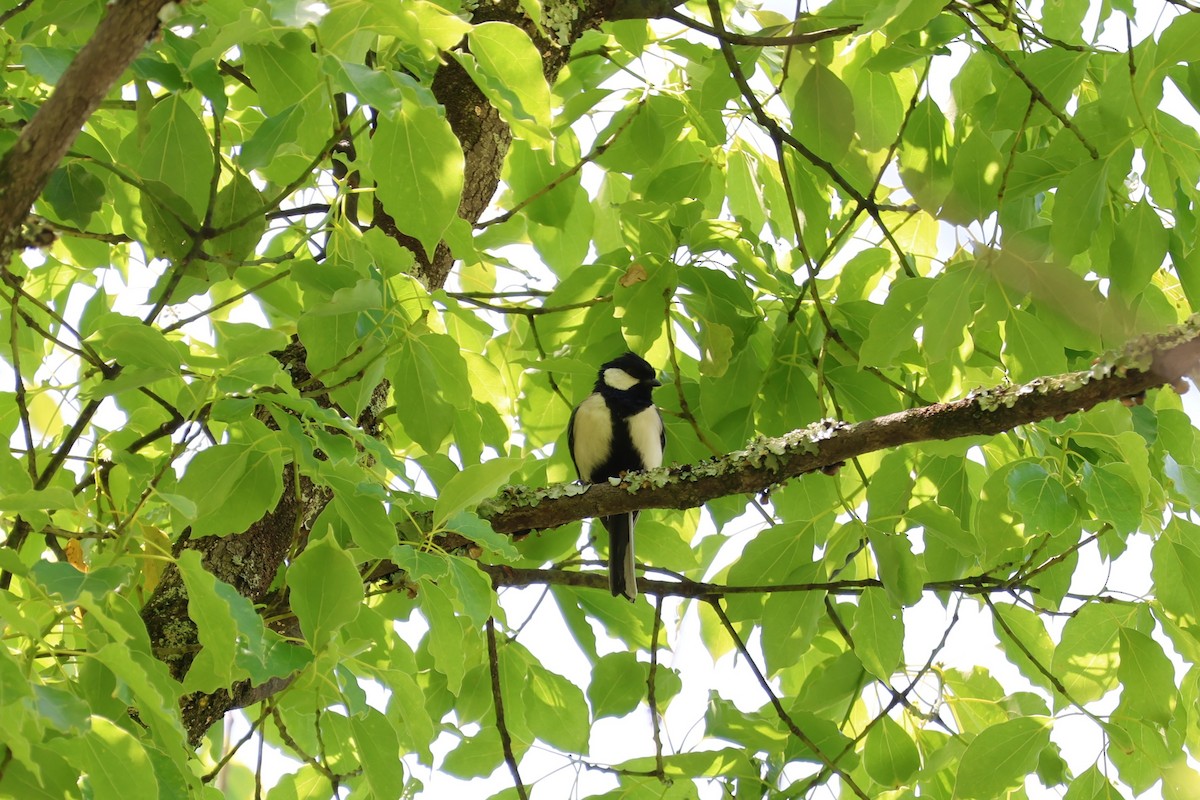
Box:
595;352;661;405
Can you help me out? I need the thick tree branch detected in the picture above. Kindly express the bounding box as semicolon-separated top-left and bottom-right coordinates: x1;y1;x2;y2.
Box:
0;0;174;255
479;317;1200;534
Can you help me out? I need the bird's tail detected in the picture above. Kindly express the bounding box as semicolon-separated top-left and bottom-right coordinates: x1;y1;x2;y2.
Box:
603;512;638;602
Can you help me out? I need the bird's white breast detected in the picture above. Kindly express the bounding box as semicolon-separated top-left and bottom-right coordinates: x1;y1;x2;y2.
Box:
627;406;663;469
572;393;613;479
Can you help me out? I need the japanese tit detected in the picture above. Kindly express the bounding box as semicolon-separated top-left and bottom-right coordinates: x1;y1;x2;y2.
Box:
568;352;665;601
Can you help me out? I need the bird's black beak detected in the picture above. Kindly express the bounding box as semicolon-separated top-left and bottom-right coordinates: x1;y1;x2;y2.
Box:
649;377;663;388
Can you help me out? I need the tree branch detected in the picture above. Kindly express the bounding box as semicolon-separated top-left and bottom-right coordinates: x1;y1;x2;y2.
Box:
487;618;529;800
478;316;1200;534
709;598;871;799
0;0;175;254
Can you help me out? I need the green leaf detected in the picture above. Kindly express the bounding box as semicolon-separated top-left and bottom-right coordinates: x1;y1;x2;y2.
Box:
953;717;1051;799
351;708;406;799
298;278;384;376
433;458;525;527
30;563;128;604
93;320;182;374
726;147;767;232
240;103;304;170
1051;601;1141;706
443;512;520;561
211;320;290;365
992;603;1057;694
207;171;266;263
504;135;581;228
241;35;321;115
175;550;241;691
1106;717;1171;793
1082;462;1143;535
132;95;214;222
850;66;903;152
79;717;159;800
1004;309;1067;383
332;493;395;560
943;129;1002;225
761;568;825;675
863;713;921;786
1042;0;1088;43
1157;11;1200;67
1051;158;1110;261
1005;461;1075;533
899;98;953;211
372;101;465;260
861;277;931;369
421;579;469;694
923;264;981;363
0;647;31;708
1117;627;1175;725
0;745;79;799
523;662;590;753
1064;766;1124;800
851;587;904;681
791;64;855;162
868;529;924;607
174;435;284;537
1110;199;1168;297
441;728;505;779
0;486;77;519
288;536;363;648
1152;524;1200;620
588;651;646;719
445;557;497;628
460;22;551;147
44;163;105;227
867;450;914;526
390;330;471;453
614;258;677;353
388;670;435;763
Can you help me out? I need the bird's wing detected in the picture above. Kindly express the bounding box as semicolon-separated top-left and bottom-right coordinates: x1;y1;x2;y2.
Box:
567;402;581;479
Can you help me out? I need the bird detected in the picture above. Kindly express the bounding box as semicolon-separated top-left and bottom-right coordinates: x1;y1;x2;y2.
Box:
568;352;665;602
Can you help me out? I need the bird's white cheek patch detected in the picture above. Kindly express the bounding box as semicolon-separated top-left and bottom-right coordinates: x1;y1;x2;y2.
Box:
627;407;663;469
572;393;613;479
603;368;639;390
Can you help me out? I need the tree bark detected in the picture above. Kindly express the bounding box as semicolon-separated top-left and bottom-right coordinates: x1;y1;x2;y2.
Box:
0;0;175;256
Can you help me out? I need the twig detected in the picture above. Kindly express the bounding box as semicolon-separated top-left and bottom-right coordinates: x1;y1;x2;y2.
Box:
486;617;530;800
9;290;36;480
476;98;646;230
664;9;859;46
798;597;962;794
709;598;871;799
269;705;360;783
202;704;270;783
451;294;612;316
0;0;35;26
665;304;722;456
956;10;1099;160
647;594;666;778
983;594;1108;728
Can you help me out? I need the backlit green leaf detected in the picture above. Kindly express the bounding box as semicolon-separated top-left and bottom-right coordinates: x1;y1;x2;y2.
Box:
864;713;921;786
953;717;1050;799
288;535;363;648
852;587;904;681
1117;627;1175;725
372;100;465;260
792;64;855;162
